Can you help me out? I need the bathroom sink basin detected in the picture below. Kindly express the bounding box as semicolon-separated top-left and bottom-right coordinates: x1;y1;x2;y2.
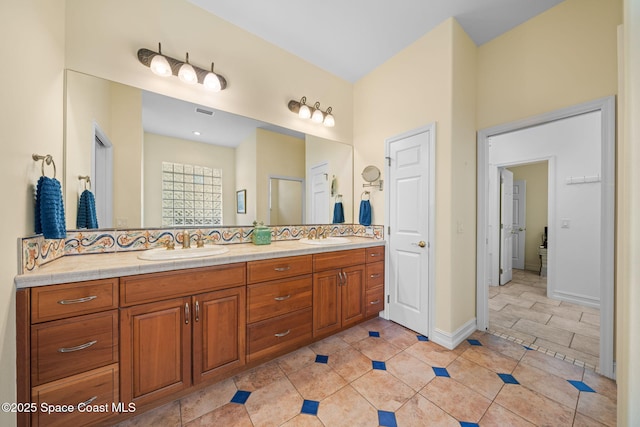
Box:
298;237;351;245
137;245;229;261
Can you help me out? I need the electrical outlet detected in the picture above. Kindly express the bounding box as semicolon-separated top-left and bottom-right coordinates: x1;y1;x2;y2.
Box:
365;226;374;236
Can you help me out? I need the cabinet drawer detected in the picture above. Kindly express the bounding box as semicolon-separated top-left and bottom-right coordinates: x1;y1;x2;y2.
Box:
31;363;119;427
365;288;385;317
120;263;245;306
248;276;312;323
31;278;118;323
313;249;365;272
31;310;118;386
366;262;384;289
247;255;312;284
247;308;312;360
366;246;385;263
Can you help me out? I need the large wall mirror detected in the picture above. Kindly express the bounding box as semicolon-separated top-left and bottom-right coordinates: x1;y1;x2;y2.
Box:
64;70;353;229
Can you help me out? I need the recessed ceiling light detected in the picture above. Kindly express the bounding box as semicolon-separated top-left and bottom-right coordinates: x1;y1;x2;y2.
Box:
192;131;201;136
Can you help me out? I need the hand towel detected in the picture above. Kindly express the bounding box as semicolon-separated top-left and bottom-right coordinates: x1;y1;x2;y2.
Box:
359;200;372;226
76;189;99;229
35;176;66;239
332;201;345;224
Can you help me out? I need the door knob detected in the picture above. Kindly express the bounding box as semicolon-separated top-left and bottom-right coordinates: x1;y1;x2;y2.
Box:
418;241;426;248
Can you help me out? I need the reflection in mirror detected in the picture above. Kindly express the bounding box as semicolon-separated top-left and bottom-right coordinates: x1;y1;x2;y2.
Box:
64;70;353;229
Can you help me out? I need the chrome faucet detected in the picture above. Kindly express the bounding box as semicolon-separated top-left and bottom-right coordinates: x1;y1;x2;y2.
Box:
182;230;191;249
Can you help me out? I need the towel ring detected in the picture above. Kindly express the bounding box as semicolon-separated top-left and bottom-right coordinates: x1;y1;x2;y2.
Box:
361;191;370;200
32;154;56;179
78;175;91;190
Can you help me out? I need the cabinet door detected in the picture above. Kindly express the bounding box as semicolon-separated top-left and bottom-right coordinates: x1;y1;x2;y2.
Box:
192;287;246;384
341;265;366;327
120;297;191;406
313;269;342;337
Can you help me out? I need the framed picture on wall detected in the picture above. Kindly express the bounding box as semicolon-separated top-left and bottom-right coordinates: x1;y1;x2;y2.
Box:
236;189;246;214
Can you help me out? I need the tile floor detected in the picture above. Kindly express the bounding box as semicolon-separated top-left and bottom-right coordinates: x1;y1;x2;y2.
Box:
489;269;600;370
115;317;616;427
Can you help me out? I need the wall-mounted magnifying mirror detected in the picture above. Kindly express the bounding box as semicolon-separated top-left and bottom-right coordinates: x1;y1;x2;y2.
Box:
362;165;383;190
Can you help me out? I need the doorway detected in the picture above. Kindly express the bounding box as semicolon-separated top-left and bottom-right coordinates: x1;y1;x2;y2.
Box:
477;97;615;378
383;123;436;339
268;176;304;225
93;123;113;228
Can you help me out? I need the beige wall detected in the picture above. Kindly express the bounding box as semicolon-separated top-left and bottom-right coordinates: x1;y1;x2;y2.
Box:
508;163;549;271
618;0;640;423
255;129;305;223
477;0;622;129
143;133;236;226
235;134;257;224
0;1;65;425
305;135;354;224
354;18;477;334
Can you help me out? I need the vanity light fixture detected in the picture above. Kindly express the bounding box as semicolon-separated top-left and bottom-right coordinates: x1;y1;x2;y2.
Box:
137;43;228;91
288;97;335;127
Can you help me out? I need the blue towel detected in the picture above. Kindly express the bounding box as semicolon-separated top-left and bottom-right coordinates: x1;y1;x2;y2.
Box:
359;200;372;226
332;202;345;224
76;189;99;229
35;176;66;239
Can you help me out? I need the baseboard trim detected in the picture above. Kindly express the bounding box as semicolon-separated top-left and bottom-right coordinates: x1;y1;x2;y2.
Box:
431;318;477;350
550;290;600;309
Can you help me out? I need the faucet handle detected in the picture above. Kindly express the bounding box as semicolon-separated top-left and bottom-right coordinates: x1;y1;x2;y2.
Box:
196;234;205;248
165;240;175;250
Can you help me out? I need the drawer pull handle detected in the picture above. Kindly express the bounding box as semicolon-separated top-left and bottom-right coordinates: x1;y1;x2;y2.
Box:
58;340;97;353
370;253;381;257
76;396;97;409
274;266;291;272
58;295;97;305
274;330;291;338
195;301;200;322
370;300;381;305
274;295;291;301
370;273;381;279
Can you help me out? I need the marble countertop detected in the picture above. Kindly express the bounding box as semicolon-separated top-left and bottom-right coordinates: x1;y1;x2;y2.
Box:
15;237;385;289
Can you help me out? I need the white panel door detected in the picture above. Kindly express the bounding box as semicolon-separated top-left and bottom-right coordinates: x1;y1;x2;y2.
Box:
387;128;431;337
512;180;526;270
309;162;329;224
500;169;514;285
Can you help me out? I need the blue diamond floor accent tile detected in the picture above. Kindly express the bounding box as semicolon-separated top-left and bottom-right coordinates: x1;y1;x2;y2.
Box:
417;335;429;342
301;399;319;415
498;373;520;384
433;367;450;377
372;360;387;370
568;380;596;392
230;390;251;404
369;331;380;337
378;410;397;427
315;354;329;364
523;345;534;350
459;422;480;427
467;339;482;346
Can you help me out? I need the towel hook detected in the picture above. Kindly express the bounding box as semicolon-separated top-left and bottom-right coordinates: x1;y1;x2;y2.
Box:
361;191;370;200
32;154;56;179
335;194;343;202
78;175;91;190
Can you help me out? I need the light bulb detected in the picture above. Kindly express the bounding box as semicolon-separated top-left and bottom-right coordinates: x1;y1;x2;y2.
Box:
323;108;335;127
299;103;311;119
204;63;221;91
311;103;324;123
150;43;171;77
178;53;198;85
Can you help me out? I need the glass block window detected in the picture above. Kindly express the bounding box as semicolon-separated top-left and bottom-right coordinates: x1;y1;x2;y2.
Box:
161;162;222;226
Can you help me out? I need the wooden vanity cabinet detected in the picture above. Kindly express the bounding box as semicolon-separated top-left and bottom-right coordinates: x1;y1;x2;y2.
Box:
312;249;366;338
119;264;246;407
246;256;313;362
23;278;120;427
365;246;385;317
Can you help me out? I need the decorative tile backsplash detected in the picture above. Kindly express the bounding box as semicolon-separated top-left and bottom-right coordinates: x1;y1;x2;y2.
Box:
20;224;384;274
